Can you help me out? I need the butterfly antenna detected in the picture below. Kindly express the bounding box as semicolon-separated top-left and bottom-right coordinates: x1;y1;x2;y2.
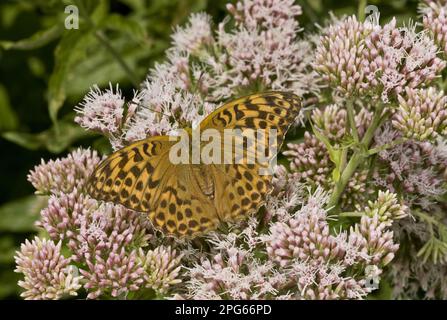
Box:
196;71;204;91
131;99;184;130
193;71;209;116
194;71;208;98
131;98;172;118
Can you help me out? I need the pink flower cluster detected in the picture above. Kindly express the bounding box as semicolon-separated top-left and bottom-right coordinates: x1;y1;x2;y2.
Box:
373;126;447;209
422;0;447;56
74;0;318;150
20;149;183;299
28;148;101;195
315;15;446;102
14;237;82;300
392;87;447;140
185;188;402;300
16;0;447;300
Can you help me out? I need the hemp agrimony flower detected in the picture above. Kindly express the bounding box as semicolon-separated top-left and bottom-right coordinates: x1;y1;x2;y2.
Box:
14;0;447;300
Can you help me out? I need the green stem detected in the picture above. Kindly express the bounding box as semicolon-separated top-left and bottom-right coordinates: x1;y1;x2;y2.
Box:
362;103;386;145
326;152;364;211
413;210;442;227
326;103;386;210
346;99;359;143
339;211;364;218
75;0;139;87
340;147;348;171
368;137;407;155
358;0;367;22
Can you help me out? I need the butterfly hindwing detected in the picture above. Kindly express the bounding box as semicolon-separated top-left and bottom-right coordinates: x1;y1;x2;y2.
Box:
212;164;271;222
86;91;301;238
148;168;219;237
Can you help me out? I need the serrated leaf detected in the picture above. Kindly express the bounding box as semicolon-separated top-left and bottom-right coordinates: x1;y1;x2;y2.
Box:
0;24;63;50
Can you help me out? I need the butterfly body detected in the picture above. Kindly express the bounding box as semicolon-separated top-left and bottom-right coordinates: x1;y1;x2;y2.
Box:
190;165;215;198
87;92;301;238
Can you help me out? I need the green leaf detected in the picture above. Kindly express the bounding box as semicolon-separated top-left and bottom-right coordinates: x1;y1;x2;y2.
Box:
47;29;93;123
0;236;18;264
0;85;18;131
0;3;22;28
89;0;110;25
2;131;43;150
368;279;393;300
92;136;113;155
100;14;148;42
304;0;323;12
27;56;47;78
66;36;150;95
2;120;92;153
311;122;342;181
0;24;63;50
0;196;48;233
47;0;117;123
0;269;21;299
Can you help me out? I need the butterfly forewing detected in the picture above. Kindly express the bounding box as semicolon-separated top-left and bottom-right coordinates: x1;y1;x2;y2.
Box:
212;164;271;222
86;91;301;238
200;92;301;223
86;136;175;211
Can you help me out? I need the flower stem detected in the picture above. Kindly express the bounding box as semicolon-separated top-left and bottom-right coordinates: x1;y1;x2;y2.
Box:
358;0;368;22
339;211;364;218
326;152;364;211
368;137;407;155
346;99;359;143
326;103;386;210
362;103;386;145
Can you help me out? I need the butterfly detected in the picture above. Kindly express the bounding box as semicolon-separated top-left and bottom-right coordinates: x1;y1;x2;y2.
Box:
86;92;301;238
